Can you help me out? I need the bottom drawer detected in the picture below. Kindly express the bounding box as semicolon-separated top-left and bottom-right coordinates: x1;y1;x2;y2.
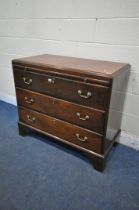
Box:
19;107;103;154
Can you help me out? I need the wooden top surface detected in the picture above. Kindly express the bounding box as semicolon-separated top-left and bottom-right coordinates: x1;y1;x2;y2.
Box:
12;54;130;78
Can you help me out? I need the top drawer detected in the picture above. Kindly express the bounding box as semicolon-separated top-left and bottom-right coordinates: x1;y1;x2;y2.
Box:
13;68;110;110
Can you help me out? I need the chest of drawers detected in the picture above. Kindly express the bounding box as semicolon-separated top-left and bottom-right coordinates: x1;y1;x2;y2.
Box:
12;54;130;172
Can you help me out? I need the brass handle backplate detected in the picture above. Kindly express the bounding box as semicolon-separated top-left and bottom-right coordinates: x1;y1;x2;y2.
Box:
76;112;89;121
24;96;34;104
23;77;32;85
27;115;36;122
48;78;55;84
76;133;88;142
78;90;92;99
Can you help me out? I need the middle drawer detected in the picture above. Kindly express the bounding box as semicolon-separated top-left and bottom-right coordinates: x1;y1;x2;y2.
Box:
16;88;106;134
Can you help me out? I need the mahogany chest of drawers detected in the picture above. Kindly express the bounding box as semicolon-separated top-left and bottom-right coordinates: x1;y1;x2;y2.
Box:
12;54;130;172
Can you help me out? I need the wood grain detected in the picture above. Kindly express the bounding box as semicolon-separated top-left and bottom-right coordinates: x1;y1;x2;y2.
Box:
19;107;103;154
16;88;106;134
14;69;110;110
12;53;129;172
12;54;130;78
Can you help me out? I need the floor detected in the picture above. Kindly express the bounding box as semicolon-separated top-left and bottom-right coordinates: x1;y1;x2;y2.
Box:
0;100;139;210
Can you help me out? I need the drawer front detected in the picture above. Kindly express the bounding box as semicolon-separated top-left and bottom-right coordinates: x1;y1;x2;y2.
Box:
16;88;106;134
13;69;110;110
19;107;103;154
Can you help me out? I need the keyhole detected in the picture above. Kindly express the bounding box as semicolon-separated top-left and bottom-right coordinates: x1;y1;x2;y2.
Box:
52;98;55;105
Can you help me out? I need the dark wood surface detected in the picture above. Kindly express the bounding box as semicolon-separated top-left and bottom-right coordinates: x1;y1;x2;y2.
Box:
12;54;129;172
19;107;102;154
16;88;106;134
14;69;110;110
12;54;130;78
18;121;105;171
104;69;129;152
